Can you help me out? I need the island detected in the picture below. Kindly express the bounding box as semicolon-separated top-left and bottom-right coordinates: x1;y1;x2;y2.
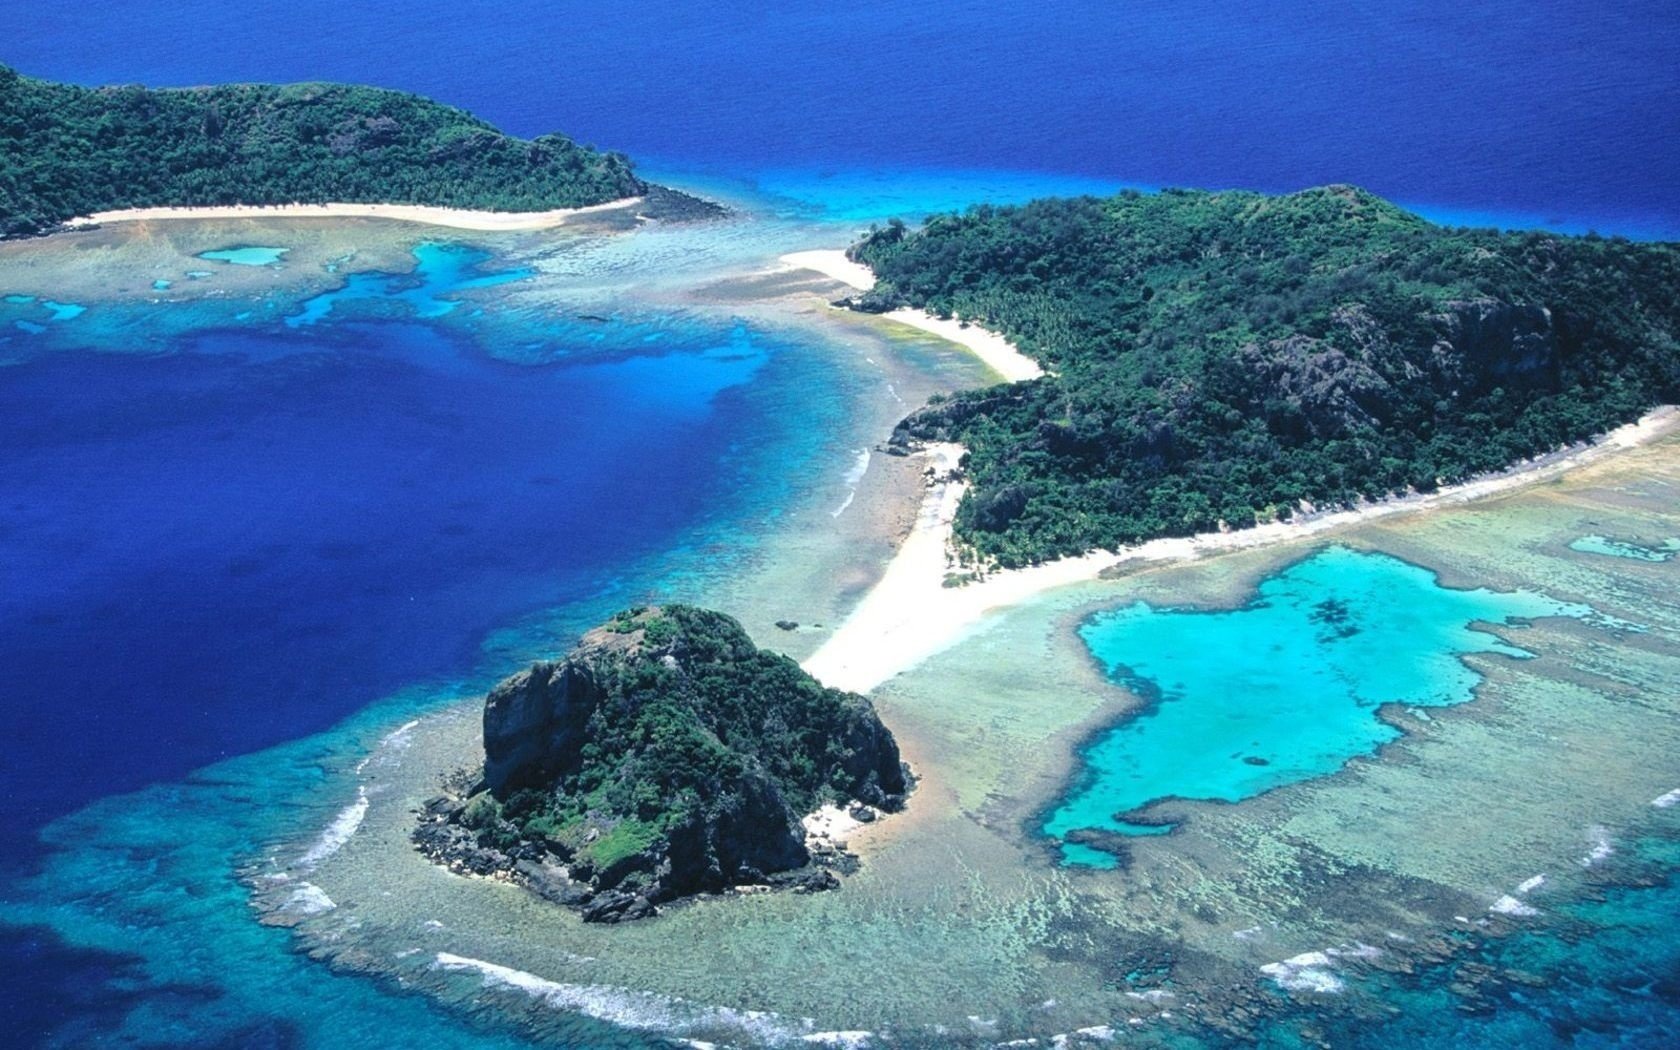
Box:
413;605;910;923
846;186;1680;566
0;64;665;238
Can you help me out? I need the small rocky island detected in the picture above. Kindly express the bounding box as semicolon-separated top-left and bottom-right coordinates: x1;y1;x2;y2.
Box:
415;605;909;922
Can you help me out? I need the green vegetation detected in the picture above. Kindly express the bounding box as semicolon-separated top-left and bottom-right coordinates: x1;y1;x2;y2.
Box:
0;64;644;237
475;605;906;897
850;186;1680;566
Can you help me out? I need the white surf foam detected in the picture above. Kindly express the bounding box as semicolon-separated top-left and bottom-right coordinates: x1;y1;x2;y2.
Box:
1258;944;1380;994
1490;894;1540;917
831;448;873;518
355;718;422;774
1654;788;1680;808
802;1032;872;1048
1259;951;1344;994
1516;873;1546;894
1581;825;1614;867
433;953;808;1044
296;787;369;870
280;882;337;915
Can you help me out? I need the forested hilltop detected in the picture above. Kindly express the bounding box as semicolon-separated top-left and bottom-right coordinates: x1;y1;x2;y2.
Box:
849;187;1680;567
0;64;645;238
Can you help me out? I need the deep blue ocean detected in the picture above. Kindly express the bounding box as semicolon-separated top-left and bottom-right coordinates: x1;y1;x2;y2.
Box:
3;2;1679;1047
6;0;1680;236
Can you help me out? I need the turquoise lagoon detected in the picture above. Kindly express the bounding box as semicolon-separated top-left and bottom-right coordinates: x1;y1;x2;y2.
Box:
198;245;291;266
1045;546;1623;866
285;241;531;326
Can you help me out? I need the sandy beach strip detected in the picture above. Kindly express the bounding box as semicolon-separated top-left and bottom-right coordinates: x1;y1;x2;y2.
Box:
68;196;645;232
803;407;1680;696
779;249;1045;383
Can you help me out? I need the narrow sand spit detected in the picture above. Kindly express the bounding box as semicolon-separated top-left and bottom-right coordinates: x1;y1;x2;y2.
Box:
69;196;645;232
780;250;1045;382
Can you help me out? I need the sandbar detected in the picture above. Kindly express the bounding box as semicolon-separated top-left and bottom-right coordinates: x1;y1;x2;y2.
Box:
69;196;645;232
779;250;1046;383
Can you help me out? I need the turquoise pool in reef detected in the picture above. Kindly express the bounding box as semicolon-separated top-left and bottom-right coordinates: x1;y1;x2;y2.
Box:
286;242;531;326
1044;546;1618;867
198;245;291;266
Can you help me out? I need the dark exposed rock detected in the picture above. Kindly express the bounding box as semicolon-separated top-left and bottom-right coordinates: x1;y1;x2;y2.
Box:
638;184;729;223
1238;333;1396;438
416;604;909;920
581;891;657;924
1430;297;1558;392
774;620;799;631
1063;827;1136;869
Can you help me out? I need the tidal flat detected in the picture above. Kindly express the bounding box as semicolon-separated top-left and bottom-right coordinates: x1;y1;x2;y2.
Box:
248;405;1680;1044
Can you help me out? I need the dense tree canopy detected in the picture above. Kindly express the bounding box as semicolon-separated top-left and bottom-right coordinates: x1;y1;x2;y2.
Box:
0;64;644;237
850;186;1680;567
476;606;905;883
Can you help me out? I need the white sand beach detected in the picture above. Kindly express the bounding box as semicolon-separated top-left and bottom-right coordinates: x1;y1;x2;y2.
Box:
802;389;1679;695
69;196;645;232
779;250;1045;382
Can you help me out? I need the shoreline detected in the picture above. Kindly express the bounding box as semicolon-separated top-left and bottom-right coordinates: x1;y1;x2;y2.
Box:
802;408;1680;696
67;196;646;233
779;249;1046;382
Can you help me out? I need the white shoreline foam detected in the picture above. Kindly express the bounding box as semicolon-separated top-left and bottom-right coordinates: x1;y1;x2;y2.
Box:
832;448;873;518
1490;894;1540;917
1259;951;1344;994
296;787;369;870
432;952;848;1044
280;882;337;915
1654;788;1680;808
68;196;645;232
1581;825;1614;867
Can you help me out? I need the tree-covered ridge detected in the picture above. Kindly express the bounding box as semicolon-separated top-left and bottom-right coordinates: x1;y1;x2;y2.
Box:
849;186;1680;567
0;63;645;237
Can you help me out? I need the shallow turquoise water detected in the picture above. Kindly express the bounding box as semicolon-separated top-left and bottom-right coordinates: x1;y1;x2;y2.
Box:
287;242;532;326
199;245;290;266
1569;535;1680;562
1045;547;1612;866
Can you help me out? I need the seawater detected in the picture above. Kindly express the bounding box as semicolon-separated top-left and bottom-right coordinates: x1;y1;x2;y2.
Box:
8;1;1680;237
1045;547;1622;865
0;203;928;1048
198;246;290;266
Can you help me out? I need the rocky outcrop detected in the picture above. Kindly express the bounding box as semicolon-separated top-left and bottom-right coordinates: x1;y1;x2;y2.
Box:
416;605;910;921
1429;297;1559;392
1238;333;1396;438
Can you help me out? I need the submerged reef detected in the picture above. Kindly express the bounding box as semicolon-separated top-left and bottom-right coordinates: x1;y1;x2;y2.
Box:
415;605;909;922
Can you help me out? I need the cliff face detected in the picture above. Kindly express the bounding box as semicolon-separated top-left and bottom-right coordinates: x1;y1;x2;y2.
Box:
417;605;909;921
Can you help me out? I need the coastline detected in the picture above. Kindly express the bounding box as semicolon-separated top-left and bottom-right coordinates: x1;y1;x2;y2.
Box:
799;319;1680;694
779;249;1046;382
67;196;646;232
